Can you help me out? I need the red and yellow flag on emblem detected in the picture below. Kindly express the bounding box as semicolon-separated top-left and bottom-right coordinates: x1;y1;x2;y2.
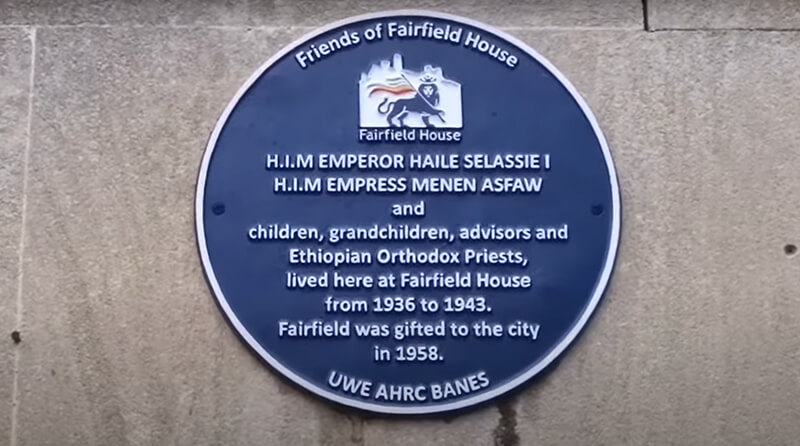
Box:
367;76;415;97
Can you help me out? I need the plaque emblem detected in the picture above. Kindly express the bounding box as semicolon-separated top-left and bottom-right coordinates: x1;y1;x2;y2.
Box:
359;53;463;129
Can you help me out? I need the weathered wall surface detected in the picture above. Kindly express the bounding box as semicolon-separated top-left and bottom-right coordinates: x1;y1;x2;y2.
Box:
1;1;799;445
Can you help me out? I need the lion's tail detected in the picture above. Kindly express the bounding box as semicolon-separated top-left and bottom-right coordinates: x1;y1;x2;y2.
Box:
377;97;393;114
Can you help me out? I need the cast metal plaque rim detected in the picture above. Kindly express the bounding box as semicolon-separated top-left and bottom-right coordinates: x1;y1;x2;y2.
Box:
195;9;621;415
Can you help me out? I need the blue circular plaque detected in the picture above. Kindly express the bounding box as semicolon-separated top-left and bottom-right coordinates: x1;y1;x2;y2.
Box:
197;10;620;414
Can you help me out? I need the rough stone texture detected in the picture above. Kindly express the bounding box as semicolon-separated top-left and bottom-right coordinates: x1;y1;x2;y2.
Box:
7;3;800;446
14;26;366;446
363;409;499;446
0;0;643;28
649;0;800;30
510;29;800;445
0;27;31;446
13;25;499;446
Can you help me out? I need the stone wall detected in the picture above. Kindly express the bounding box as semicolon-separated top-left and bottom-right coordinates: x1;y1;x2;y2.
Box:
2;1;799;445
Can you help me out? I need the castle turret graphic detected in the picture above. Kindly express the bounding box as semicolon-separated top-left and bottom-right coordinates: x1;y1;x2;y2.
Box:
359;54;462;128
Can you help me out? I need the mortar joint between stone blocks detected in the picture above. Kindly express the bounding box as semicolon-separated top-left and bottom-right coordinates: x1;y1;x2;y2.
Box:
9;25;36;446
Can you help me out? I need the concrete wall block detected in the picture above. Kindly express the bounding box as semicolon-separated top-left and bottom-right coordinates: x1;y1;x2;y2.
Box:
13;22;510;445
8;7;800;445
649;0;800;30
363;408;500;446
0;27;32;446
13;26;366;446
0;0;643;28
509;29;800;445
